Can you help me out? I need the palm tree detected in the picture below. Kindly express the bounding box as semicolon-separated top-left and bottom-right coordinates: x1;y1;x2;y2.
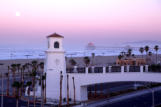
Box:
69;59;77;66
72;77;76;104
144;45;149;58
154;45;159;64
59;71;63;107
83;57;90;67
132;54;135;58
21;65;26;96
127;49;132;57
39;62;45;104
6;66;10;96
30;60;38;107
5;72;9;96
148;52;152;56
91;53;95;66
26;81;32;107
67;74;69;106
12;81;22;107
11;64;17;96
30;70;37;107
16;64;21;73
44;73;47;103
41;73;46;107
139;47;144;58
118;55;123;60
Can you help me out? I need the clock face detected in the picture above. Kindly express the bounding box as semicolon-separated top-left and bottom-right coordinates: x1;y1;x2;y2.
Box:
55;59;60;65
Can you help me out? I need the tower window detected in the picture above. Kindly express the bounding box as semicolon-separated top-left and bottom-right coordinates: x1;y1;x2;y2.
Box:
54;41;59;48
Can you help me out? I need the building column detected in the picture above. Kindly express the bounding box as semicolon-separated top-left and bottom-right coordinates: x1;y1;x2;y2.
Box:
85;67;88;74
92;66;95;73
126;65;130;72
145;65;149;72
103;66;106;74
140;65;143;73
109;66;112;72
74;66;78;73
121;66;124;73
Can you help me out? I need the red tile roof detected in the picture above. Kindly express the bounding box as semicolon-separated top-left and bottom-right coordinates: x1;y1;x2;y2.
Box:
47;33;64;38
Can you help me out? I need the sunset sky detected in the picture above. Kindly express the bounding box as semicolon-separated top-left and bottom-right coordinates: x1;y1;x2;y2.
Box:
0;0;161;50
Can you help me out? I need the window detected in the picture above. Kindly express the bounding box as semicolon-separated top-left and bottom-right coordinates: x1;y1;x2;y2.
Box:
54;41;59;48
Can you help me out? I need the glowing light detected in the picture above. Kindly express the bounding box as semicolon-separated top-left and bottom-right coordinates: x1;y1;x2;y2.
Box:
16;11;21;16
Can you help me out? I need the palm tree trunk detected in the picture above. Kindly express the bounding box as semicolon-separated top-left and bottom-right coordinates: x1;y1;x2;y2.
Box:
67;75;69;106
44;77;46;103
59;74;63;107
16;99;19;107
16;88;19;107
72;77;76;104
33;77;36;107
28;94;30;107
7;73;9;96
41;74;44;107
156;52;158;64
13;72;16;96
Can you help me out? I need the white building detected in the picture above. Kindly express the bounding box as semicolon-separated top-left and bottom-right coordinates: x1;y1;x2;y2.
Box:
41;33;161;103
45;33;67;100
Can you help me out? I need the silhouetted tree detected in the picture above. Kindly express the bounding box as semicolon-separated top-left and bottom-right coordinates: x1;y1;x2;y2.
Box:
139;47;144;58
154;45;159;64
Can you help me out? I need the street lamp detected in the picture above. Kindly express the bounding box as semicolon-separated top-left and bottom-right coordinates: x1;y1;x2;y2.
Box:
143;84;155;107
0;63;4;107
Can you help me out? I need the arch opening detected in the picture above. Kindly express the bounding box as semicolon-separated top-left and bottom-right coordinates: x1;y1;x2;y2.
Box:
54;41;59;48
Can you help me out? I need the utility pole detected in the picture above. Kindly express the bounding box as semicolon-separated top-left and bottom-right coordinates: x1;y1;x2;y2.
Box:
0;63;4;107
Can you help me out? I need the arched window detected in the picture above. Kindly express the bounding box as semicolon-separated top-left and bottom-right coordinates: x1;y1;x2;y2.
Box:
54;41;59;48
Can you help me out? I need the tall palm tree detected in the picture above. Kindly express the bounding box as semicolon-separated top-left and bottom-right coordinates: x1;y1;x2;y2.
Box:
26;81;32;107
6;66;10;96
16;64;21;73
148;52;152;56
144;45;149;58
44;73;47;103
59;71;63;107
11;64;17;96
22;65;26;96
30;60;38;107
148;52;152;64
83;57;90;67
154;45;159;64
69;59;77;66
12;81;22;107
30;70;37;107
67;74;69;106
91;53;95;66
5;72;9;96
139;47;144;58
39;62;45;104
41;73;46;107
127;49;132;57
118;55;123;60
72;77;76;104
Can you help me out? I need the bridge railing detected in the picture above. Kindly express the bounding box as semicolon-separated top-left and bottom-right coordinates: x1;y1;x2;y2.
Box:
66;65;158;74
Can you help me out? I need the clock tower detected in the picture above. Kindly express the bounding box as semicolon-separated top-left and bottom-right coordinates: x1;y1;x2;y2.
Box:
45;33;67;100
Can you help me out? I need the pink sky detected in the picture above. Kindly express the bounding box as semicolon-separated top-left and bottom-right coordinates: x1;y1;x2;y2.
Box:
0;0;161;50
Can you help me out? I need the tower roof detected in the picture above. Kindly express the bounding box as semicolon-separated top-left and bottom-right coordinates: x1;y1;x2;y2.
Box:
47;33;64;38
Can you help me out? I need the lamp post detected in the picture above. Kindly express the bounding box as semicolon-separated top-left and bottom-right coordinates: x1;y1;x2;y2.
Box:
0;63;4;107
143;85;155;107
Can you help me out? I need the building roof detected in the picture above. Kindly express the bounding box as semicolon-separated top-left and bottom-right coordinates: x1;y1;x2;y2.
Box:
47;33;64;38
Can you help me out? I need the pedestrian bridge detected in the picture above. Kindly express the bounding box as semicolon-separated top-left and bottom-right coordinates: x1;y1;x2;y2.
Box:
67;65;161;101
